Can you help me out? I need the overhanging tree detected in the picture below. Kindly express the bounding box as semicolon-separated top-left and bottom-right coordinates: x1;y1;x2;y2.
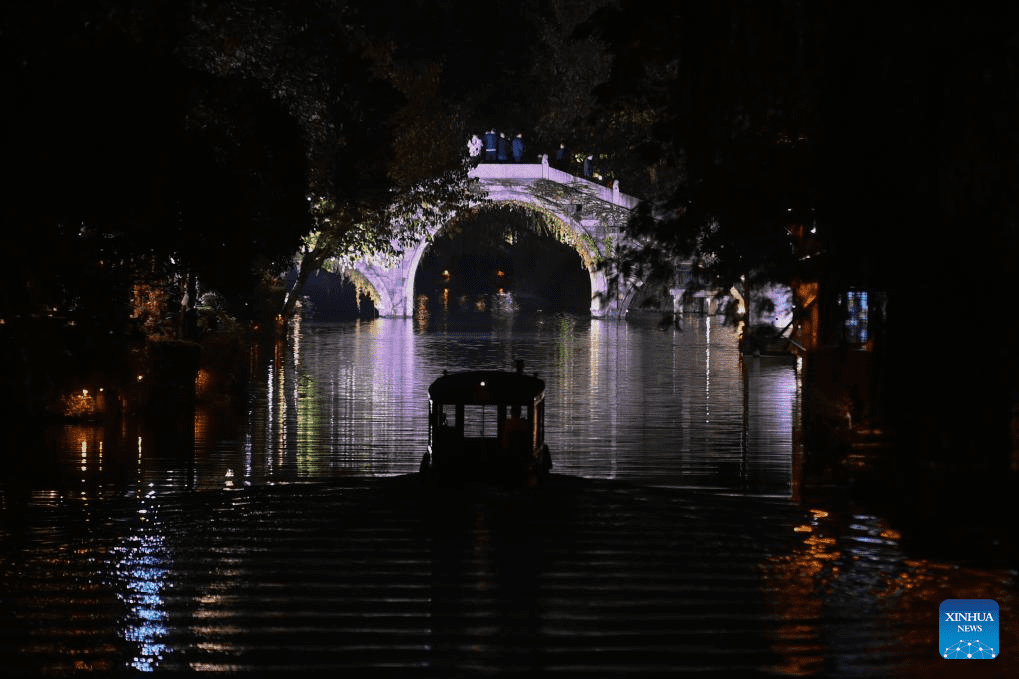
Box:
579;1;822;328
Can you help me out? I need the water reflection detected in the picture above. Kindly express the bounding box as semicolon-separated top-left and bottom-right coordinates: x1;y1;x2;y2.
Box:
113;488;171;672
11;314;798;503
247;314;798;495
2;307;1016;676
759;505;1018;677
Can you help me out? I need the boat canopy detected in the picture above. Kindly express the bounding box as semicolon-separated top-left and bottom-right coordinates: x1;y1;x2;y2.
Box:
428;370;544;405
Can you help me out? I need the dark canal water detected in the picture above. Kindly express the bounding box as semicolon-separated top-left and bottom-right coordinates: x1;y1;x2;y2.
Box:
1;313;1015;676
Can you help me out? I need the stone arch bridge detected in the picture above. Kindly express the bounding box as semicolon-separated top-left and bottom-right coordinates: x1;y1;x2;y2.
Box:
343;158;670;319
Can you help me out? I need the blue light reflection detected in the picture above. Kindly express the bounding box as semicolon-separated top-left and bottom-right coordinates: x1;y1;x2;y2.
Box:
114;498;172;672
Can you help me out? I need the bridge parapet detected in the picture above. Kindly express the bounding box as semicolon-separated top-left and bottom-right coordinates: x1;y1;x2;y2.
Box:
468;158;639;211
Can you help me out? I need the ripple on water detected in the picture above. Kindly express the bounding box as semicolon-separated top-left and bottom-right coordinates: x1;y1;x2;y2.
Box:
2;316;1016;675
1;477;1016;676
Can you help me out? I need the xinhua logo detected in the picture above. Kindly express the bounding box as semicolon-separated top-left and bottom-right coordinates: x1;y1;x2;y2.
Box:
940;599;998;659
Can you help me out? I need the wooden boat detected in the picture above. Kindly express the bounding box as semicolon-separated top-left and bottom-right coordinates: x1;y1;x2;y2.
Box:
420;360;552;484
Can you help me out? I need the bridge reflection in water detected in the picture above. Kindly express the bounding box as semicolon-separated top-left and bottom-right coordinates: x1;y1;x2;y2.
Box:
0;314;1015;675
231;314;798;496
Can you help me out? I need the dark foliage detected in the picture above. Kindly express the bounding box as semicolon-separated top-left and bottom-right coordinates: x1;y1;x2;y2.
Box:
3;0;313;322
573;1;1019;477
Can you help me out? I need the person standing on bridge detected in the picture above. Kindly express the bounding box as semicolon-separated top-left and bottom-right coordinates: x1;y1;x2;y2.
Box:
484;129;498;162
554;142;568;169
497;132;510;162
468;134;482;159
512;132;524;162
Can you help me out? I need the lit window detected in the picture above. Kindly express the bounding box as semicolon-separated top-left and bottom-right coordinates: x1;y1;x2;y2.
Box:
845;291;868;343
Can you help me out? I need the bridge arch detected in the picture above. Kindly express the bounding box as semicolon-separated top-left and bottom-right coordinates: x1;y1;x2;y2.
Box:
296;262;392;320
342;267;390;317
347;160;639;319
403;199;603;315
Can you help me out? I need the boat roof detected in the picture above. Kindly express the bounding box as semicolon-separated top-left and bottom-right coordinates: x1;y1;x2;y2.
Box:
428;370;545;404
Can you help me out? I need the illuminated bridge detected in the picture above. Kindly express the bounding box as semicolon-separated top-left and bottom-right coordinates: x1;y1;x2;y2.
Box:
344;157;658;319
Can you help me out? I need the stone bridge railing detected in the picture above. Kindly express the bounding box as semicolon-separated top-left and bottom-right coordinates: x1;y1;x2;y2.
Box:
469;158;639;212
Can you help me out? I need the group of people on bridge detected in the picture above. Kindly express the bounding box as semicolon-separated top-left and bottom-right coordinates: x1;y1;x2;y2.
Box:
469;129;595;178
468;129;526;163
